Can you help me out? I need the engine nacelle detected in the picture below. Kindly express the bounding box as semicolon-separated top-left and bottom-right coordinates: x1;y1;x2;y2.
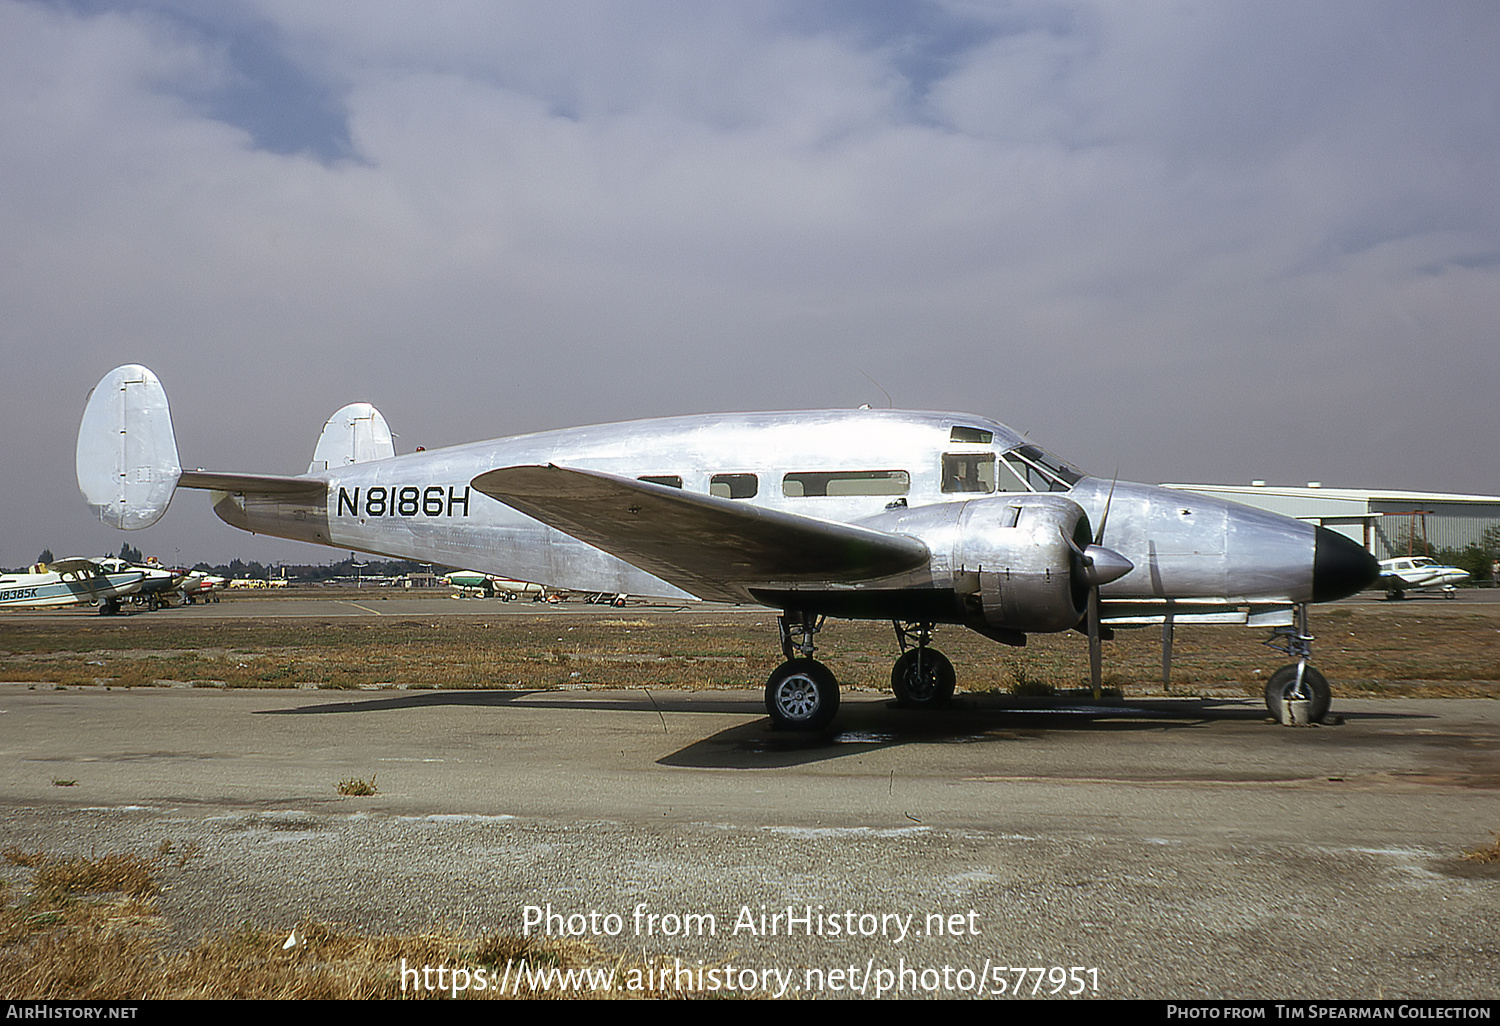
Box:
954;494;1091;633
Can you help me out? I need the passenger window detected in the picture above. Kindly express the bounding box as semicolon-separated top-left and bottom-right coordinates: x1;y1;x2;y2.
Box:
941;453;996;493
710;473;758;499
637;475;683;488
783;470;910;497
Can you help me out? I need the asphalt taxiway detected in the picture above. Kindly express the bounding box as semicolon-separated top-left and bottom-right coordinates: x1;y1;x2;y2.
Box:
1;599;1497;999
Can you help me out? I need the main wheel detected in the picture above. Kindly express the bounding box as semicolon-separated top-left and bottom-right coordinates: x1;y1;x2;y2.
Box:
891;648;956;708
765;659;840;731
1264;664;1331;723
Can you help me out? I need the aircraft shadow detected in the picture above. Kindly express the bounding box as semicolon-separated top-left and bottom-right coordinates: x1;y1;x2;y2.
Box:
253;688;765;718
658;695;1438;769
252;688;1437;770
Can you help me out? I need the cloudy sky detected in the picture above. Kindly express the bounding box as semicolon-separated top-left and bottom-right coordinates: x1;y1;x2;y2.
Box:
3;0;1497;569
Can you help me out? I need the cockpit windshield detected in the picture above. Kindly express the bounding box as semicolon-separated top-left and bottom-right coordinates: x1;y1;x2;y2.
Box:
997;444;1084;493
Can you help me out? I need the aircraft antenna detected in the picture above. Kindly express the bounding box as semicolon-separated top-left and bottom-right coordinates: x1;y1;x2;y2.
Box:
857;369;893;409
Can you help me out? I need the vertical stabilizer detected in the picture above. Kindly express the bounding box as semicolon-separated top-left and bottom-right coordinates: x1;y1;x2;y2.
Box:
308;403;395;473
77;365;183;529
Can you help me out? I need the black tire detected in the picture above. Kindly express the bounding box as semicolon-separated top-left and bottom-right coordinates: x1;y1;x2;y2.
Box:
890;648;956;708
765;659;840;731
1264;664;1331;723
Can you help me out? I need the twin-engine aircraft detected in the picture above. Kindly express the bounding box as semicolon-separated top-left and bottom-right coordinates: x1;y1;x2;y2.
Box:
77;365;1378;729
1377;556;1470;600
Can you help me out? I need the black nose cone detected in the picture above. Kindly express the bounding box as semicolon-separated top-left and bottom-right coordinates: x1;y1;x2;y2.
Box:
1312;527;1380;603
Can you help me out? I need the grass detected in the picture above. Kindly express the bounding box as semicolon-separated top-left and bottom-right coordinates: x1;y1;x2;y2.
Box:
2;601;1498;699
1462;832;1500;865
0;847;741;999
337;775;378;797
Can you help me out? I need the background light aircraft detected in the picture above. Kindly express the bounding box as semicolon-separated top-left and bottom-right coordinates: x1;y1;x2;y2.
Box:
0;557;145;614
444;570;551;602
94;556;182;610
77;365;1378;729
445;570;627;606
177;571;226;604
1377;556;1469;600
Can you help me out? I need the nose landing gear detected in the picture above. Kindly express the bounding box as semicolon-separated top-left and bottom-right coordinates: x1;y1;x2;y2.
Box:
1263;604;1332;724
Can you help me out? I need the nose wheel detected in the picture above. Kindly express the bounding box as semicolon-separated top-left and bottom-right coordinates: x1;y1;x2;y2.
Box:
1263;604;1333;723
1264;664;1331;723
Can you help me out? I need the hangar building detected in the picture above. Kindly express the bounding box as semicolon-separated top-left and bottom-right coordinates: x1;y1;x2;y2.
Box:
1162;482;1500;559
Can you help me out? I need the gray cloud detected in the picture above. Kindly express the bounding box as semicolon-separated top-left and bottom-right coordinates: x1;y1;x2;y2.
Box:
2;0;1496;568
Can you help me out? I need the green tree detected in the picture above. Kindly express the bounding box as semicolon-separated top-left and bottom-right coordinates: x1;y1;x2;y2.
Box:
36;548;54;565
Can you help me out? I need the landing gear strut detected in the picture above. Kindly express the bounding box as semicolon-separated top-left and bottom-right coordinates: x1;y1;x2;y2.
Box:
765;612;839;731
890;621;955;708
1263;604;1332;723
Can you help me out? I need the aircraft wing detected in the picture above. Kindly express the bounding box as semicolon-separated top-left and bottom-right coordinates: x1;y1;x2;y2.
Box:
472;465;931;604
46;557;107;574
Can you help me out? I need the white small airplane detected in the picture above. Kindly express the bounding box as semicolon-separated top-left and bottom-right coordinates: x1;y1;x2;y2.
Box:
0;558;146;614
77;365;1379;729
94;556;182;610
444;570;550;601
178;571;227;603
1376;556;1469;600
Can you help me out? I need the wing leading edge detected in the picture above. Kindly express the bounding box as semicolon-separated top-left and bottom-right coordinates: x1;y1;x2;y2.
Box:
471;465;931;604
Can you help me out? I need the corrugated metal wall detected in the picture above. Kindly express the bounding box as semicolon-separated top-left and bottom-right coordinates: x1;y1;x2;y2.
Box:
1368;501;1500;559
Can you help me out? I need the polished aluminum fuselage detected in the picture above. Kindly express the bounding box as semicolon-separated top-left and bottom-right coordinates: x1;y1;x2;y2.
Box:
212;409;1321;624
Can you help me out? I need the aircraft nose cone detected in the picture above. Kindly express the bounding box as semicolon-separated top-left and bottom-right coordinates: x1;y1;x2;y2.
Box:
1311;527;1380;602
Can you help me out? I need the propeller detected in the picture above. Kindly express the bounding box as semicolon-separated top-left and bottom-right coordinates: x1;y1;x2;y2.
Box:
1066;479;1133;698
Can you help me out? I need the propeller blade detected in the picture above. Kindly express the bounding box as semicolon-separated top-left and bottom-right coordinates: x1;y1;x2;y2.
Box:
1094;473;1119;546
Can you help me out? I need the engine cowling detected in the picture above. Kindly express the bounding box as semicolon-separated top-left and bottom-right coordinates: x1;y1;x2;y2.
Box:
954;494;1093;633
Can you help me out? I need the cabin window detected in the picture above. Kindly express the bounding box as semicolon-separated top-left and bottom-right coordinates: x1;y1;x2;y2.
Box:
783;470;910;497
638;475;683;488
941;453;996;494
950;425;994;444
710;473;758;499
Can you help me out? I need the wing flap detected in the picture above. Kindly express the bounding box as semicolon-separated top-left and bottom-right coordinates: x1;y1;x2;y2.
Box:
472;465;930;604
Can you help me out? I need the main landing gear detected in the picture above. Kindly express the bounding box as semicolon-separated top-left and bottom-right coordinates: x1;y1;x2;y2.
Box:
890;621;955;709
1262;604;1332;724
763;614;957;731
765;613;839;731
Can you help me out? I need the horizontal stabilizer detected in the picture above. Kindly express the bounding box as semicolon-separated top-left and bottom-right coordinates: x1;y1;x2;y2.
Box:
77;365;182;529
179;471;325;497
472;465;930;604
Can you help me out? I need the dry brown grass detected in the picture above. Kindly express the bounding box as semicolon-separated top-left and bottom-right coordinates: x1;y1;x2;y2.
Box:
2;601;1496;699
1462;832;1500;864
0;845;743;999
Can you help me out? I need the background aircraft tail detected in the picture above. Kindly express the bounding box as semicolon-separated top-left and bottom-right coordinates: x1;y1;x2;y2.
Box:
76;365;182;530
